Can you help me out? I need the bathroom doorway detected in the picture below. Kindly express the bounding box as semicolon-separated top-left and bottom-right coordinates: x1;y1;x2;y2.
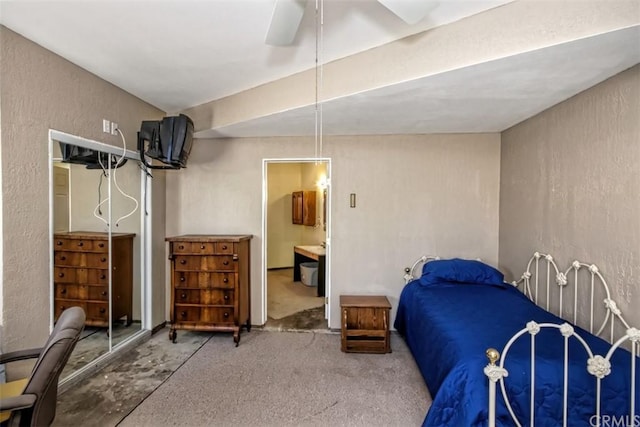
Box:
261;159;331;330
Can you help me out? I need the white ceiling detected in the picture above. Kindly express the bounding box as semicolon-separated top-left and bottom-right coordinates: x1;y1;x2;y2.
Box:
200;25;640;137
1;0;639;138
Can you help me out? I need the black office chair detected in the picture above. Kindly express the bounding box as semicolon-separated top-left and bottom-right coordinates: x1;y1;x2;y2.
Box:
0;307;85;426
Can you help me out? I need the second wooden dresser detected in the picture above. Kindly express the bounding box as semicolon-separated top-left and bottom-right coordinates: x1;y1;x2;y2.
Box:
53;231;135;327
166;235;252;346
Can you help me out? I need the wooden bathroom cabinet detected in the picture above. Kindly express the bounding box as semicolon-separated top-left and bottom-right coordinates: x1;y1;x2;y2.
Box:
292;191;316;226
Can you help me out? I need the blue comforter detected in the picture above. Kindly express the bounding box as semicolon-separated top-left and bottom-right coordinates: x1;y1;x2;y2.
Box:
394;280;639;426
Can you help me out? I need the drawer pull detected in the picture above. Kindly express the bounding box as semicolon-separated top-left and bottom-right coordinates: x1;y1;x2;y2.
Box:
101;257;107;262
60;288;67;294
224;294;229;301
179;245;184;250
180;259;186;265
100;274;107;280
98;242;105;248
222;245;228;250
58;272;64;278
60;255;66;261
223;312;229;318
101;291;108;296
60;306;66;311
181;293;187;299
99;308;106;314
180;276;185;282
56;241;63;246
200;245;205;249
180;311;187;317
223;277;229;283
223;261;229;266
78;242;84;247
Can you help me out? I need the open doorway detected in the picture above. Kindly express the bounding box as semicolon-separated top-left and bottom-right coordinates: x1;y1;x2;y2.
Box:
261;159;331;330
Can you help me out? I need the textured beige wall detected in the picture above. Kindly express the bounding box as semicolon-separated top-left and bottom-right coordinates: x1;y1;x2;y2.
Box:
0;27;165;362
166;133;501;328
499;65;640;328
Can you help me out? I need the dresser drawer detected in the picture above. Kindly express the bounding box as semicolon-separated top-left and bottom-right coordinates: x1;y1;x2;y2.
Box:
85;302;109;321
174;305;234;323
89;286;109;301
214;242;234;254
172;241;236;255
54;238;108;252
173;242;215;254
54;300;85;320
173;271;236;289
174;255;237;272
174;289;234;305
55;284;88;300
55;268;108;285
55;301;109;324
55;251;109;268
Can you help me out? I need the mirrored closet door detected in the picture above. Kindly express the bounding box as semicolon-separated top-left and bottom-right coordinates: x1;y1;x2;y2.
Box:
50;130;148;381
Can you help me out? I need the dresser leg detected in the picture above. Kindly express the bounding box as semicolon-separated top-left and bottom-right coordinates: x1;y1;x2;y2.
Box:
233;330;240;347
169;328;177;343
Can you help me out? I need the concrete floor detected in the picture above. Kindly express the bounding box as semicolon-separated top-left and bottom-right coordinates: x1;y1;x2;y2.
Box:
54;269;328;426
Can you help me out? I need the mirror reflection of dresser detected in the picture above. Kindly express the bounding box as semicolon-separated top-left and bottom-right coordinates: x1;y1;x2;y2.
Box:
53;231;134;327
49;130;149;383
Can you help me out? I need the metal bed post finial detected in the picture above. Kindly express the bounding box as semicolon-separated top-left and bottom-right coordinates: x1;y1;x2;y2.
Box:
484;347;508;427
486;348;500;365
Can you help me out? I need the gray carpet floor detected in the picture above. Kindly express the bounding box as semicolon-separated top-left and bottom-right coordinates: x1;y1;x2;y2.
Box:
119;330;431;426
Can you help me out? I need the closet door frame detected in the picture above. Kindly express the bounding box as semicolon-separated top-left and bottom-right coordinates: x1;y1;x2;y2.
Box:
48;129;152;388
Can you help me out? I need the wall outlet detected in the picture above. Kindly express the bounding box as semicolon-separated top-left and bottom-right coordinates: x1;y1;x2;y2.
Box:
111;122;119;136
102;119;110;133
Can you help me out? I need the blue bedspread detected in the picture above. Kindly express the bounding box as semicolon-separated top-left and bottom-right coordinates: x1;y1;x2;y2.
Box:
394;280;639;426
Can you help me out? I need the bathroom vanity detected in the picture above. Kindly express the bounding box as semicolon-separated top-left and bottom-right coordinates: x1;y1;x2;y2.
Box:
293;245;325;297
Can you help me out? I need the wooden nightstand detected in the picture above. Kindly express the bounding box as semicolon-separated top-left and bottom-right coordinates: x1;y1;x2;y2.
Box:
340;295;392;353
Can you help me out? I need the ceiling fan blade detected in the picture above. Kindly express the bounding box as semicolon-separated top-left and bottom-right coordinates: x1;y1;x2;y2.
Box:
265;0;308;46
377;0;436;25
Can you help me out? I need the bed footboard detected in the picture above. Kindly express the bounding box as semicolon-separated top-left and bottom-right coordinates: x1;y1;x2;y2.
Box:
511;252;634;345
485;324;639;427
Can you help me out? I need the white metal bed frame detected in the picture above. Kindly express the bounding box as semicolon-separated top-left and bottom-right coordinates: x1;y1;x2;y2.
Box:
403;253;639;427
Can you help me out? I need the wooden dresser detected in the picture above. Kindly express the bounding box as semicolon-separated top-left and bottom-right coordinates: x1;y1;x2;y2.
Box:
53;231;135;327
166;235;252;346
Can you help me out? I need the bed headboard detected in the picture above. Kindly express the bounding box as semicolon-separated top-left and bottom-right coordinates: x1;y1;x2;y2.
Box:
403;255;440;284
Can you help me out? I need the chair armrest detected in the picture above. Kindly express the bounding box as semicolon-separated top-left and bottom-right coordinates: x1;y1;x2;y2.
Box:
0;348;42;364
0;394;37;412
